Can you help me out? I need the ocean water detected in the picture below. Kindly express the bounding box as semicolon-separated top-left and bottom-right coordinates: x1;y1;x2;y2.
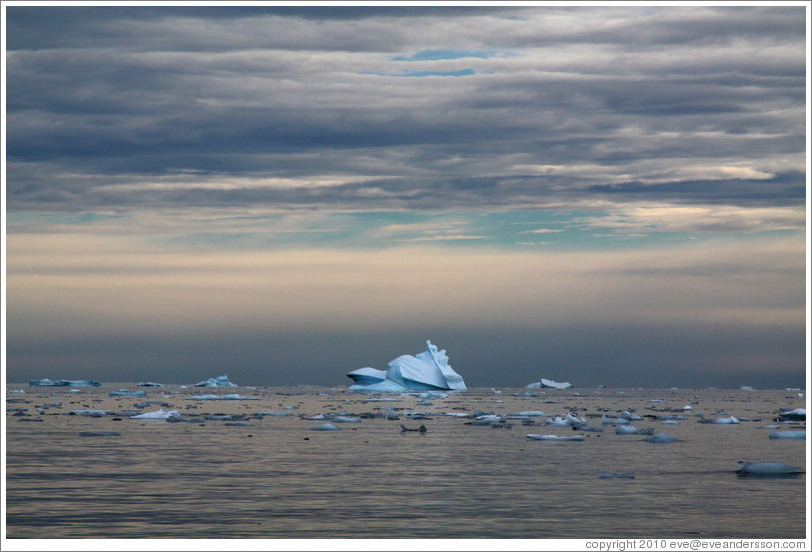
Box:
4;384;807;539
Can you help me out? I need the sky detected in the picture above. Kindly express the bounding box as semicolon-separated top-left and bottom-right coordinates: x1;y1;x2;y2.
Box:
2;2;809;389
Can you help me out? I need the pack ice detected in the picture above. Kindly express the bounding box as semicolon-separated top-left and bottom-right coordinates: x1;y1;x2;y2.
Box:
347;341;466;392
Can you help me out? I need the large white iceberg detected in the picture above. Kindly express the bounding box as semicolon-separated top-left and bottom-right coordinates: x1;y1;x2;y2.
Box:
193;375;238;387
347;341;466;392
526;378;572;389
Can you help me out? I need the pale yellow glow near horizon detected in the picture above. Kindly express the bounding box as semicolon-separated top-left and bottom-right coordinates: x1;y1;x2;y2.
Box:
6;231;805;345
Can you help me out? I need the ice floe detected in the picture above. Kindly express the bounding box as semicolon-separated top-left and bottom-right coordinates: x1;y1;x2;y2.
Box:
130;408;179;420
185;393;257;400
310;423;340;431
525;378;572;389
768;431;805;439
193;375;238;387
347;340;466;392
69;409;110;417
109;389;147;397
641;433;680;443
30;379;101;387
526;434;585;441
776;408;805;422
736;461;803;476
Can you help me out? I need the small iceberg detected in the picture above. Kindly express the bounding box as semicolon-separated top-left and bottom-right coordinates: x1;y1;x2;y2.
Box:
310;423;340;431
768;430;805;439
137;382;163;387
642;433;680;443
526;434;585;441
776;408;806;422
736;461;803;476
525;378;572;389
109;389;147;397
193;375;238;387
185;393;256;400
69;409;110;417
130;408;179;420
30;379;101;387
347;341;466;392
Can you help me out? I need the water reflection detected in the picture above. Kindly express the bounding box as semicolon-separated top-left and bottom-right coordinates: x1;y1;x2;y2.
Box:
5;385;806;538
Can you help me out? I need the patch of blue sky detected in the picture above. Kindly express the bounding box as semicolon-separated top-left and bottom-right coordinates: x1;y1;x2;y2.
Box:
393;49;496;62
366;69;476;78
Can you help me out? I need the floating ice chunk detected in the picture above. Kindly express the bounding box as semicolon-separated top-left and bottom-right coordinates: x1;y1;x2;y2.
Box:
332;416;361;423
259;411;292;416
347;341;466;392
185;393;256;400
130;408;179;420
776;408;806;422
756;424;780;429
444;412;471;418
30;379;101;387
109;389;147;397
137;382;163;387
526;434;585;441
713;416;740;424
740;386;754;391
417;391;448;399
224;421;253;427
379;407;400;420
615;425;641;434
193;375;238;387
597;472;635;479
683;405;693;411
80;431;120;437
602;414;630;425
526;378;572;389
8;389;25;394
642;433;680;443
619;410;642;421
310;423;340;431
769;431;805;439
736;461;803;476
661;420;680;425
69;409;110;417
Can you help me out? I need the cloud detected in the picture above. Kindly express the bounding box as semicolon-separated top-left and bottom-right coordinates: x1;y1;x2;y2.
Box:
4;6;806;214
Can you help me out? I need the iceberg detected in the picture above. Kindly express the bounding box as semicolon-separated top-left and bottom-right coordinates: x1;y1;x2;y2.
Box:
130;408;179;420
109;389;147;397
525;378;572;389
185;393;257;400
736;461;803;476
768;430;805;439
347;341;466;392
776;408;806;422
310;423;340;431
69;409;110;417
30;379;101;387
526;434;585;441
137;382;163;387
193;375;238;387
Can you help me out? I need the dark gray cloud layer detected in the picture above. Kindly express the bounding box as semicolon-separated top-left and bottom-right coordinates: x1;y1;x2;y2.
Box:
5;5;807;213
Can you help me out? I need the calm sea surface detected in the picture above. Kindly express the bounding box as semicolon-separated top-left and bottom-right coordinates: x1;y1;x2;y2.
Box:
4;384;807;539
